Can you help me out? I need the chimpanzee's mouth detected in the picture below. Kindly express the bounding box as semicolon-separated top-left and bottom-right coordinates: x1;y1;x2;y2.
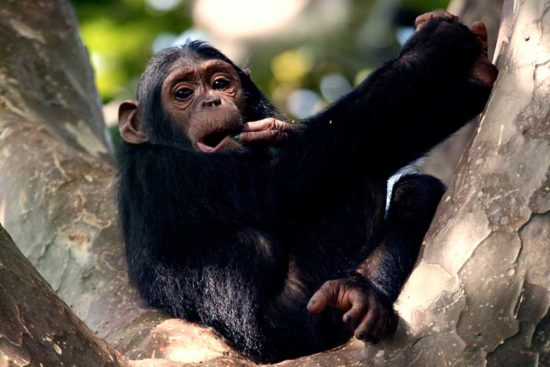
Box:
196;130;241;153
202;131;227;148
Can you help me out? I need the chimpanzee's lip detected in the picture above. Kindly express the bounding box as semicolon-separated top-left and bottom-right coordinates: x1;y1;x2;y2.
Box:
196;135;234;153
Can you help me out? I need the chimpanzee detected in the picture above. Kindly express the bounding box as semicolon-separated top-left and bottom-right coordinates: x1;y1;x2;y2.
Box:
117;12;497;363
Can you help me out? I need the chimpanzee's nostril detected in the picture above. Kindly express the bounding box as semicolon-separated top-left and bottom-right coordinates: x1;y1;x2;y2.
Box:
203;97;222;107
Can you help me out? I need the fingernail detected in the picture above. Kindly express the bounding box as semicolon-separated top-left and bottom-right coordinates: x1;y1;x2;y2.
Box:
232;134;240;142
344;315;351;323
307;298;316;308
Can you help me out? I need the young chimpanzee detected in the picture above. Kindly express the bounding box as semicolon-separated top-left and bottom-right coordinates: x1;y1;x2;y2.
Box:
117;12;497;363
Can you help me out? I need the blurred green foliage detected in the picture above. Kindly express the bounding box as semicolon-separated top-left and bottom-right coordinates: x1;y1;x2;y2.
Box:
73;0;192;101
402;0;450;11
72;0;449;106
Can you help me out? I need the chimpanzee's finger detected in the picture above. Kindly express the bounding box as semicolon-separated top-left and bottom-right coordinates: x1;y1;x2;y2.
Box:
342;298;368;325
354;307;379;341
470;58;499;87
242;118;288;132
386;313;398;337
470;21;489;54
370;313;389;344
237;129;289;146
307;280;341;314
415;11;457;31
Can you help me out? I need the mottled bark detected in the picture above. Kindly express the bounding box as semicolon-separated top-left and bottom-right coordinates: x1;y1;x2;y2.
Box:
0;224;126;366
0;0;111;159
0;0;548;366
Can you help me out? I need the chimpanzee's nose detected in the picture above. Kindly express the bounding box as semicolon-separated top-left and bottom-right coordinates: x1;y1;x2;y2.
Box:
202;96;222;107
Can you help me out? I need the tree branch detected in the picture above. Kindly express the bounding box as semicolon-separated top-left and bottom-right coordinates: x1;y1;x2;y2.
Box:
0;224;127;366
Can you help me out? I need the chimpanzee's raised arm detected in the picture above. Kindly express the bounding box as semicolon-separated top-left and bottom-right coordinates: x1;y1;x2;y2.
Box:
273;18;495;203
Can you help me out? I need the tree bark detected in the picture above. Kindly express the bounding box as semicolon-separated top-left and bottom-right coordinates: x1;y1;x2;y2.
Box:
0;0;548;366
0;1;111;159
0;224;126;366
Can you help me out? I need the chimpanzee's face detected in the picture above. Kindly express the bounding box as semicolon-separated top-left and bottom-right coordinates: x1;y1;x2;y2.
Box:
161;59;246;153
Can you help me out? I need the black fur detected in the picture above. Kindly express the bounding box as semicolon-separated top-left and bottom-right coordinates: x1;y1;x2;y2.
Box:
119;20;491;363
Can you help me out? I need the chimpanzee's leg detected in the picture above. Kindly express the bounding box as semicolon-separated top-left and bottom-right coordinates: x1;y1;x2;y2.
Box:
305;173;446;345
264;174;445;358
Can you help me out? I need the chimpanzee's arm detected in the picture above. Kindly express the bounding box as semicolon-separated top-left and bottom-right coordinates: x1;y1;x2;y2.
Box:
274;19;493;202
356;174;445;300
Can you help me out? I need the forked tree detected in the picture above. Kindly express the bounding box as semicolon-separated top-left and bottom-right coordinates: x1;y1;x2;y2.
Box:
0;0;548;365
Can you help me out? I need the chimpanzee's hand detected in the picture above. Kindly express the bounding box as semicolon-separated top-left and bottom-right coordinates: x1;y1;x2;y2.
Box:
414;11;498;88
307;273;397;343
400;12;485;79
414;10;458;31
467;21;498;87
236;118;306;147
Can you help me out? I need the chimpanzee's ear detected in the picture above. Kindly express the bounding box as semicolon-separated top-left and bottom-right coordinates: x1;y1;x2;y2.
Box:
118;99;149;144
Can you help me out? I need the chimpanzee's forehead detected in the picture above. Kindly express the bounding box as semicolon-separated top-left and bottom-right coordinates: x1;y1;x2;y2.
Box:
165;58;237;78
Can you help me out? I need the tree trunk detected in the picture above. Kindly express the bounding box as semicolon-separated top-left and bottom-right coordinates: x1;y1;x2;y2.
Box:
0;224;127;366
0;0;548;366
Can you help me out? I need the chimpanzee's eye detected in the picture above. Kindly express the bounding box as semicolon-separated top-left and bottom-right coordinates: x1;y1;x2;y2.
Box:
212;78;230;90
175;88;193;100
